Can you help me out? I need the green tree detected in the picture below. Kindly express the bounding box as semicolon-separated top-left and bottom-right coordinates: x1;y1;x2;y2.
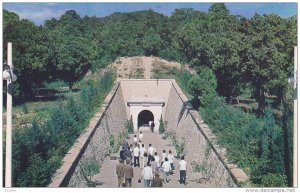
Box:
208;3;230;16
280;84;294;186
142;27;163;56
159;114;165;134
17;154;50;187
244;13;292;115
126;116;134;134
3;10;49;99
188;67;217;108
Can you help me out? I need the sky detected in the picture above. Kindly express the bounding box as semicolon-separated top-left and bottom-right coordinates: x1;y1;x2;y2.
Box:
2;2;298;25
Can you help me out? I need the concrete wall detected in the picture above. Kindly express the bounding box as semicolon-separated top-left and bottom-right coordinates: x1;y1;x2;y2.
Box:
164;80;247;187
48;83;128;187
120;79;172;118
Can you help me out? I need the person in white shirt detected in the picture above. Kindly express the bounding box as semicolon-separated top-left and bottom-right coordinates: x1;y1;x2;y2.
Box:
149;121;152;130
147;144;156;165
133;135;138;146
154;152;160;166
141;162;153;187
161;150;167;167
139;131;143;142
133;145;140;167
179;156;187;185
167;150;175;171
161;157;171;183
139;144;146;168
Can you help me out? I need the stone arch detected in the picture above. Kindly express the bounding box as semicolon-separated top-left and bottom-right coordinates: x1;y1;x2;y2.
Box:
137;110;154;128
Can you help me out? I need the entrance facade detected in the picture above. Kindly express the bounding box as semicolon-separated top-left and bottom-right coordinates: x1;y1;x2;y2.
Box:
127;97;165;132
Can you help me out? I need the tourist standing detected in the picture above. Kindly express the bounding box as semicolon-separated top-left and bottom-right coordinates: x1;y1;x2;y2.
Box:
147;144;156;165
116;160;125;187
151;157;158;174
141;162;153;187
133;145;140;167
124;160;134;187
162;157;171;183
179;156;187;185
152;172;163;187
149;121;152;130
129;144;134;165
133;135;138;146
124;147;132;162
119;147;126;161
139;131;143;142
161;150;167;166
140;144;146;168
154;152;160;166
168;150;175;171
122;140;129;150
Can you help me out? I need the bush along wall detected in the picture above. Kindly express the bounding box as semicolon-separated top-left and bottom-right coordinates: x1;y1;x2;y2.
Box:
9;71;115;187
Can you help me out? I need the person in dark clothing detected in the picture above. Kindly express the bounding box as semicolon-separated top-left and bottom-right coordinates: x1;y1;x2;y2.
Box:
152;172;163;187
120;147;126;160
122;140;129;150
124;160;134;187
124;147;132;161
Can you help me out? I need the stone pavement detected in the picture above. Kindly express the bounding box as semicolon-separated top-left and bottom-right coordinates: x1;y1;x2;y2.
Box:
92;131;213;188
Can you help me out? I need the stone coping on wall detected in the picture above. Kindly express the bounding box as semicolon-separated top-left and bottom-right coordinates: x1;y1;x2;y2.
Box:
170;80;249;185
48;82;121;187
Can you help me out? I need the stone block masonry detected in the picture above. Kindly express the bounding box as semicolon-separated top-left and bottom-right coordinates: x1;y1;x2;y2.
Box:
48;82;128;187
164;80;248;187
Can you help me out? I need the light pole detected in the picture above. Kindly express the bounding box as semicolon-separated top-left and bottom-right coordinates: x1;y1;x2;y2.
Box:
3;42;17;187
293;46;297;188
289;46;298;187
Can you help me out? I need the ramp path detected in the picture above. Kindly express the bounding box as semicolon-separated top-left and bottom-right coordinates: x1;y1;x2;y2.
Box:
93;131;212;188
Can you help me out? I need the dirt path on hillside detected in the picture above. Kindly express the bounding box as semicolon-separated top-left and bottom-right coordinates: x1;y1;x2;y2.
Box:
142;57;152;79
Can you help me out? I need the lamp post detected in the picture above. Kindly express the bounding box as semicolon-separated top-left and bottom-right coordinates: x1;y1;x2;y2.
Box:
3;42;17;187
289;46;298;187
293;46;297;188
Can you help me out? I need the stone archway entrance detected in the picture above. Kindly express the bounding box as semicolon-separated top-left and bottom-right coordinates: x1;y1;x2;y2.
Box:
138;110;154;129
127;96;165;132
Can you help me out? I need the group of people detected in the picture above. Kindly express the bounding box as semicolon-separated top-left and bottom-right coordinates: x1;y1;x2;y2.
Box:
116;131;188;188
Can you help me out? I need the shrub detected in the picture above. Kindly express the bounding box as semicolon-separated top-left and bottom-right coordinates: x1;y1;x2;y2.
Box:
174;141;185;158
80;157;100;182
159;114;165;134
193;163;208;175
21;104;28;114
17;154;51;187
109;135;115;154
261;173;288;187
126;116;134;134
42;80;68;90
10;71;115;187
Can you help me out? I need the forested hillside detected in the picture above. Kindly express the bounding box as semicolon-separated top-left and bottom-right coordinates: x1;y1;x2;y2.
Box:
2;3;297;187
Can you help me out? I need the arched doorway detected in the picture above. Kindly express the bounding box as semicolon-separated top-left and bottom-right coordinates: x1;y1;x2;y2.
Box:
138;110;154;129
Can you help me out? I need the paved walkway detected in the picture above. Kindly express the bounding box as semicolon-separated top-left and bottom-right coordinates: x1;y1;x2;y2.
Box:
142;57;152;79
93;131;212;188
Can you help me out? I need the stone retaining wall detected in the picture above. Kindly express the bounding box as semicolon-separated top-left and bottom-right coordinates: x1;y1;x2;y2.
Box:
48;82;128;187
164;80;248;187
